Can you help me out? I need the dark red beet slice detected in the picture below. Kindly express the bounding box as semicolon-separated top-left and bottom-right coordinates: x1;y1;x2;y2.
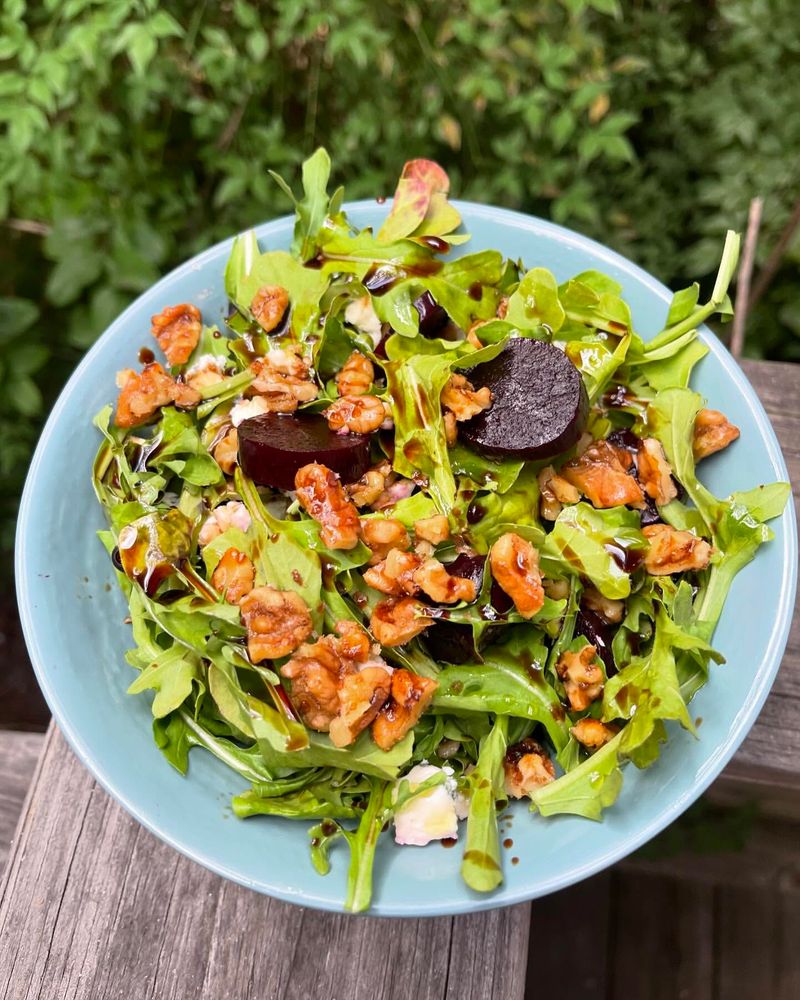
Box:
460;338;589;460
238;412;371;491
444;552;513;615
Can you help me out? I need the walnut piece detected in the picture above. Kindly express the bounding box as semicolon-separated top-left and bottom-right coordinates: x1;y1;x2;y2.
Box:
538;464;581;521
571;718;618;750
693;408;740;460
360;517;410;564
561;440;644;509
413;558;477;604
637;438;677;506
250;284;289;333
329;668;392;748
372;668;438;750
415;514;450;545
335;350;374;396
642;524;712;575
370;597;433;646
151;303;202;367
211;547;255;604
213;427;238;475
324;394;386;434
295;463;361;550
115;363;201;428
347;462;391;508
239;586;313;663
504;738;556;799
249;347;318;413
489;532;545;619
443;410;458;446
441;373;492;421
281;621;391;744
363;549;422;596
556;645;604;712
582;585;624;623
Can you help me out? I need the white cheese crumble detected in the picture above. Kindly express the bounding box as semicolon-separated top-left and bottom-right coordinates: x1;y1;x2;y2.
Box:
229;396;269;427
393;763;468;847
344;295;383;346
186;353;226;377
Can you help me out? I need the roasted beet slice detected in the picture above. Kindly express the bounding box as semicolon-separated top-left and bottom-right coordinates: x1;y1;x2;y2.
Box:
238;412;371;491
460;338;589;460
423;621;480;665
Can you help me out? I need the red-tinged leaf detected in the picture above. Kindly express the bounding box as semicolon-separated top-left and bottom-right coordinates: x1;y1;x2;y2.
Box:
377;159;451;243
410;190;462;244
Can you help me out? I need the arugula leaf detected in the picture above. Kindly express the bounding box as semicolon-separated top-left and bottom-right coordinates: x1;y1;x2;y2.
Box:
505;267;565;332
461;715;508;892
542;503;646;599
377;158;452;243
530;732;623;820
269;147;335;261
433;644;569;750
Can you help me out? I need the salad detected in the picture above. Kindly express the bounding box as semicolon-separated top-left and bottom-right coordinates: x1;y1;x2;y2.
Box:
92;152;790;912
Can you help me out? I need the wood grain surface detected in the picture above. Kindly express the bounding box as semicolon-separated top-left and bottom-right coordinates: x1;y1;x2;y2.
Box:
0;358;797;1000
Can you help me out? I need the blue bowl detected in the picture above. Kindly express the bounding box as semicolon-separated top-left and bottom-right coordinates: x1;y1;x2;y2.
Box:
16;203;797;915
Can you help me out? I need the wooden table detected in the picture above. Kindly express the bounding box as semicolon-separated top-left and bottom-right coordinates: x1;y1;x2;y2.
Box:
0;360;797;1000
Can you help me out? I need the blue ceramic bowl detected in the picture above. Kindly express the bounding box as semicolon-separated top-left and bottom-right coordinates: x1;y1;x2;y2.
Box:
16;203;797;915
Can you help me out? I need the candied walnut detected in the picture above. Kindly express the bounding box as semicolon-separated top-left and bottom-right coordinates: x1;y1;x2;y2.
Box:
335;619;372;662
295;463;361;550
465;325;484;349
250;284;289;333
213;427;238;475
443;410;458;446
151;303;202;367
642;523;712;575
504;738;556;799
637;438;677;506
324;395;386;434
370;597;432;647
571;718;618;750
372;668;438;750
538;464;580;521
197;500;251;547
211;547;255;604
281;637;344;730
347;469;385;508
413;558;477;604
415;514;449;545
489;532;545;619
561;440;644;509
281;621;390;739
115;363;201;428
441;373;492;421
364;549;422;596
361;517;411;564
583;586;624;624
496;296;509;319
556;645;604;712
186;356;225;391
329;667;393;748
336;350;374;397
249;348;318;413
239;586;312;663
693;408;740;460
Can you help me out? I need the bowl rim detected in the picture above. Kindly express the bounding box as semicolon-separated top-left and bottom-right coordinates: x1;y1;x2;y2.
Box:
16;200;798;915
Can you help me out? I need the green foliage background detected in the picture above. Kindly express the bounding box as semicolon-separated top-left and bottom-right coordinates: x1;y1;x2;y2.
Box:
2;0;799;560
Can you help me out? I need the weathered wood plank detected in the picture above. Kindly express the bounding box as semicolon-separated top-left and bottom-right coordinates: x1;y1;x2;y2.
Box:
732;361;800;783
609;872;715;1000
0;726;529;1000
0;730;43;873
526;873;612;998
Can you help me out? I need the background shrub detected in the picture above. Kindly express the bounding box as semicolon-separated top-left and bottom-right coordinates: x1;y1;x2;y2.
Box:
1;0;799;566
